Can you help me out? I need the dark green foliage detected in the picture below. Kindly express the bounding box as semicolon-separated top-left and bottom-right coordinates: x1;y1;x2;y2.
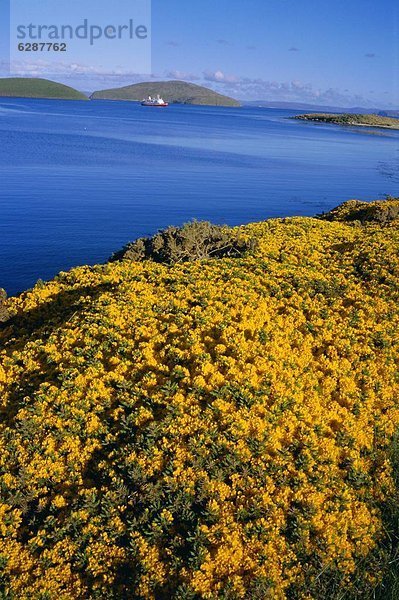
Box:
110;221;256;264
0;289;9;323
374;434;399;600
319;198;399;225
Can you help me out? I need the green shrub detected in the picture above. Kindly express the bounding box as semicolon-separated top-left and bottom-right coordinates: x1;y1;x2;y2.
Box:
320;198;399;225
110;220;256;264
0;288;9;323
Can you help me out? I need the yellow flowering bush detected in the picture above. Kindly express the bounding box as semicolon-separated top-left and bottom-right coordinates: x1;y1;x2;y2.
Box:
1;203;399;598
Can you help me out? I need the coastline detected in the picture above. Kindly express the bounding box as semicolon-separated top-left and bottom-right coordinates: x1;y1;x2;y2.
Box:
294;113;399;130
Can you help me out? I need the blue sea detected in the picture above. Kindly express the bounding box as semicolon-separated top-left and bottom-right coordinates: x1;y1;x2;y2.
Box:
0;98;398;296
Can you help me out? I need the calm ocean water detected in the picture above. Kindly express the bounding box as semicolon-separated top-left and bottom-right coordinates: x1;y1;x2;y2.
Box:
0;98;398;295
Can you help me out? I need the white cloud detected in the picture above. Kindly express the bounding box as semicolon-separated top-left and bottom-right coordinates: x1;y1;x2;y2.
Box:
7;59;151;80
203;70;239;84
166;70;200;81
1;59;391;107
199;72;382;107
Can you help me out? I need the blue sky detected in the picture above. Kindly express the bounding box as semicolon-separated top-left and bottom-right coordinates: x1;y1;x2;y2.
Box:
1;0;398;107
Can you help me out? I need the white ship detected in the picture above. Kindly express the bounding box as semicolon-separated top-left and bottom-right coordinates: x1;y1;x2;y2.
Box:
141;94;169;107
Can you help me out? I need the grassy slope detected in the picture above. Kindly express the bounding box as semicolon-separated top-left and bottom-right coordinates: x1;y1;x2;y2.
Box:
0;78;88;100
294;113;399;129
91;80;241;106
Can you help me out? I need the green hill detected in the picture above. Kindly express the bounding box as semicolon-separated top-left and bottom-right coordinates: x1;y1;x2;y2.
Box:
0;78;88;100
91;80;241;107
294;112;399;129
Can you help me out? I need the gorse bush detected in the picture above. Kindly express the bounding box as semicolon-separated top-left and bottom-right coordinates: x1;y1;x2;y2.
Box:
1;202;399;598
110;220;256;264
320;197;399;225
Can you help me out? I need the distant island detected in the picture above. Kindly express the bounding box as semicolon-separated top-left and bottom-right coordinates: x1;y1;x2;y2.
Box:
91;80;241;107
0;78;88;100
379;110;399;118
0;77;239;107
294;113;399;130
243;100;383;113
